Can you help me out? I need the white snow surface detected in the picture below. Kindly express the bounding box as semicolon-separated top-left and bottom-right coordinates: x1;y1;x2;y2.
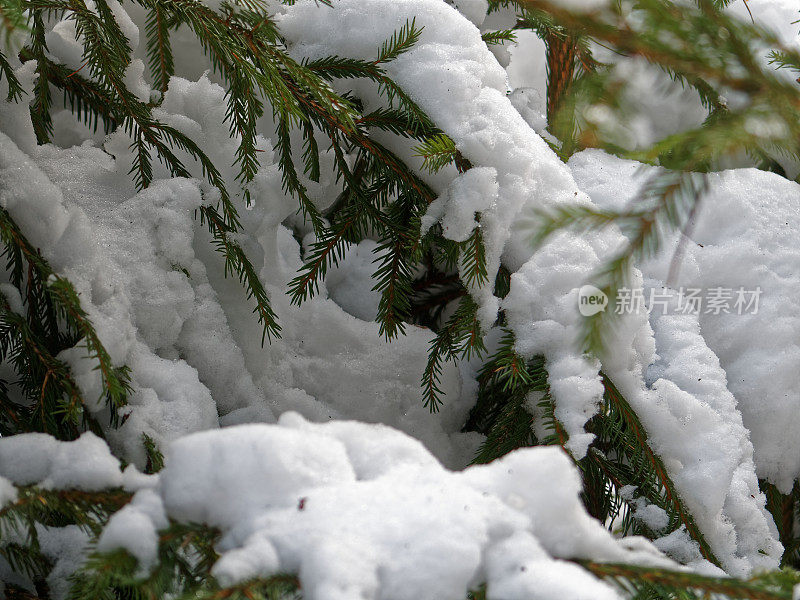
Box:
0;417;675;600
0;432;122;491
113;413;669;599
569;149;792;573
570;150;800;493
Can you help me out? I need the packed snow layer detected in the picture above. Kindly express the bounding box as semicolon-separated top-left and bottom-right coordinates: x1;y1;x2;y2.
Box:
0;420;674;599
570;149;800;493
0;431;154;492
646;296;781;573
90;413;669;600
612;284;781;575
0;418;673;598
0;432;121;491
567;149;795;572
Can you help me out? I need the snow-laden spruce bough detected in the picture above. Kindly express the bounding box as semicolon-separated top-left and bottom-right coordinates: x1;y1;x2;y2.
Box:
1;0;800;597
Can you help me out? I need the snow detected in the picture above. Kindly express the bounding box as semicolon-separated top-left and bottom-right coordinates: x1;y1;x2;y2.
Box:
0;282;24;315
484;532;620;600
0;62;465;472
0;432;123;491
450;0;489;26
600;57;708;149
97;488;167;572
549;0;608;11
8;417;675;598
97;70;474;468
421;167;499;244
30;141;228;460
0;476;17;508
114;414;670;599
570;149;800;493
280;0;545;320
652;527;722;576
727;0;800;53
501;238;610;458
324;239;382;321
569;149;788;573
37;525;92;600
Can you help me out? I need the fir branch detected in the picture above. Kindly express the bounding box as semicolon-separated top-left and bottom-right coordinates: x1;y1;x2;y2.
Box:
275;117;325;234
302;20;437;135
4;584;48;600
471;392;537;464
580;561;799;600
300;119;321;183
1;543;52;591
176;575;301;600
422;296;485;412
288;87;437;308
373;235;415;339
0;0;26;47
544;28;580;156
414;134;459;174
356;106;436;140
288;215;358;304
142;433;165;474
409;266;465;328
534;390;570;449
768;49;800;76
199;205;281;342
28;10;52;143
145;2;175;94
587;375;720;566
47;277;132;427
69;522;222;599
376;17;421;63
19;49;119;134
762;481;800;568
0;291;85;437
372;190;426;338
459;225;489;289
0;46;21;101
1;486;131;536
481;29;517;46
0;208;131;433
464;330;548;463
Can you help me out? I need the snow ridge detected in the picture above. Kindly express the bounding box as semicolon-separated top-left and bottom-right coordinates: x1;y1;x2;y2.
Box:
0;415;672;600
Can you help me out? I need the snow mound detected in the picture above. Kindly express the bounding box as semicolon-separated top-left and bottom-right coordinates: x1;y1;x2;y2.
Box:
0;432;121;490
569;149;789;574
571;150;800;492
0;60;474;470
97;413;670;600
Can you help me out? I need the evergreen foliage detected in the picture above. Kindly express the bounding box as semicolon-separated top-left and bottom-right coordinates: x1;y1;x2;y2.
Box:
0;0;799;597
0;206;131;439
